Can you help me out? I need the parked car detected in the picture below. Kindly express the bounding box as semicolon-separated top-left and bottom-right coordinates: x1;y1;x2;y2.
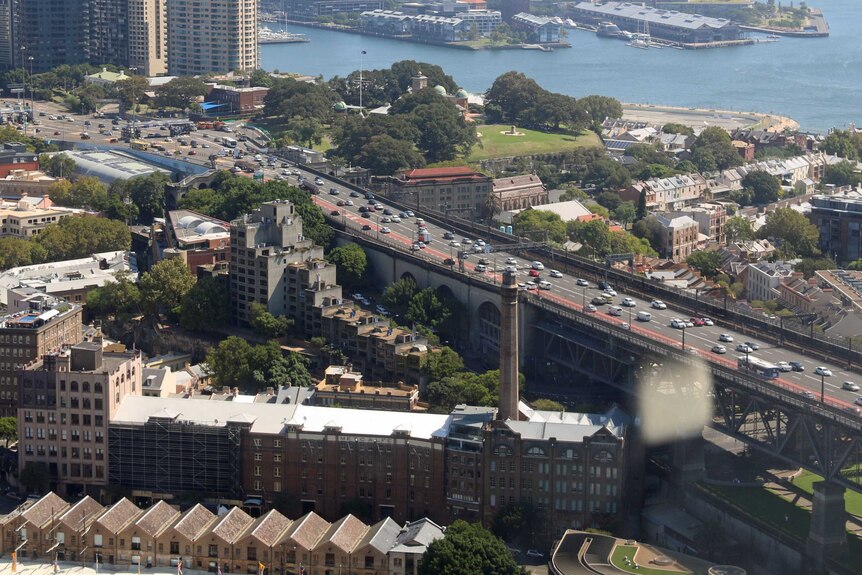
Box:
526;549;544;559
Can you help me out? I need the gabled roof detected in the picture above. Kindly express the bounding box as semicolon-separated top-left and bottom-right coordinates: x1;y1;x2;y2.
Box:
314;514;368;554
95;498;143;533
248;510;292;548
173;503;217;542
355;517;400;555
22;493;69;528
389;518;445;554
210;507;254;544
281;511;330;550
58;496;105;532
135;500;181;538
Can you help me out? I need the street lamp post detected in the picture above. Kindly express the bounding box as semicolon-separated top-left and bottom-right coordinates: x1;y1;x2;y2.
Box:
27;56;34;122
680;326;686;350
820;373;826;403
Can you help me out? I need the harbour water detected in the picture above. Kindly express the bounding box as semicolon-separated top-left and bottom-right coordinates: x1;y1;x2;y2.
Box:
260;0;862;132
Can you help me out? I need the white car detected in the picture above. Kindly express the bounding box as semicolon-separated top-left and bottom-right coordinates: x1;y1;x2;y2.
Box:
538;280;552;290
842;381;860;392
390;215;400;222
603;288;618;297
719;334;734;343
702;317;714;326
736;343;753;353
650;300;667;310
621;297;636;307
525;282;538;290
449;241;461;248
531;261;545;270
505;265;517;273
711;345;727;354
475;264;487;272
576;278;589;287
777;362;793;373
670;318;687;329
585;304;598;313
814;366;833;377
380;227;391;234
607;306;622;317
506;257;518;265
549;270;563;278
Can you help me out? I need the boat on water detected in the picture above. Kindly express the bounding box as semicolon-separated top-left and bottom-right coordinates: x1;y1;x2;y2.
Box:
596;21;622;38
522;44;554;51
767;33;781;39
258;26;309;44
627;33;651;49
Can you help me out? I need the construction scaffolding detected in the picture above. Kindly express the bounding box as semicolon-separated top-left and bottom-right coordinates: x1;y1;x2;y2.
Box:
108;419;243;499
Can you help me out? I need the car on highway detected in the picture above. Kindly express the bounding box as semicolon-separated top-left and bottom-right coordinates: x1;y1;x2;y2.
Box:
380;227;391;234
621;297;636;307
690;317;705;327
598;280;611;290
479;258;491;265
607;306;622;317
591;297;608;306
381;217;391;223
576;278;589;287
777;362;793;372
603;288;618;297
719;333;734;343
329;188;339;195
814;366;833;377
362;224;372;230
711;345;727;354
449;241;461;248
745;341;760;351
361;212;371;218
415;218;425;226
330;210;340;216
399;211;409;218
526;549;544;559
586;304;598;313
549;270;563;278
702;317;715;326
406;210;415;217
475;264;487;273
443;231;455;240
528;269;540;278
842;381;860;392
539;281;551;290
390;216;401;222
650;300;667;310
417;242;426;249
802;391;816;400
462;238;473;245
506;257;518;265
670;318;687;329
735;343;753;353
383;209;393;216
351;191;362;198
525;282;538;290
444;258;456;266
531;261;545;270
314;177;324;185
506;265;517;273
789;361;805;372
411;243;420;251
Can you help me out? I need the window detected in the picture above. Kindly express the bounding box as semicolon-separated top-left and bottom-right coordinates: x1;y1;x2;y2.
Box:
170;542;179;555
209;545;218;558
132;537;141;551
94;534;103;547
247;548;256;561
325;553;335;567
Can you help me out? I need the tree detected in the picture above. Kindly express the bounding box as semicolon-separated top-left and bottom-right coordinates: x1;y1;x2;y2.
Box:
725;216;755;242
205;336;255;389
19;462;50;494
635;189;648;221
424;346;465;380
419;520;522;575
531;398;564;411
583;157;631;191
632;216;665;255
285;116;324;148
179;275;230;332
512;209;567;243
823;160;862;187
492;503;539;544
116;172;170;225
821;129;861;160
249;302;294;339
249;69;275;88
115;75;150;113
687;250;723;279
326;243;368;288
741;170;781;205
357;134;426;176
795;257;836;279
661;122;695;136
40;153;77;179
34;216;130;261
0;417;17;447
382;276;418;316
758;207;819;258
154;76;209;109
0;237;45;270
690;126;742;172
86;272;141;320
577;94;623;126
139;257;196;316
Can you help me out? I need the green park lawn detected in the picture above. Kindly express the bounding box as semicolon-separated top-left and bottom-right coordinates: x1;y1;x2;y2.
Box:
610;545;694;575
788;469;862;518
467;124;601;162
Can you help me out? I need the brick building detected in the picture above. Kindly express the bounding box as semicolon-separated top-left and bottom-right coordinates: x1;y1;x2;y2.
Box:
491;174;548;212
387;167;492;221
205;85;269;116
164;210;231;273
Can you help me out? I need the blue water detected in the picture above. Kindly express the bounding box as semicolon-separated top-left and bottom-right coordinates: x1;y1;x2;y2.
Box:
261;0;862;132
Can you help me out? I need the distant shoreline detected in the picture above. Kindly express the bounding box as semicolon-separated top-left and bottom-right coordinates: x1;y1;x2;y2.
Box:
622;103;799;132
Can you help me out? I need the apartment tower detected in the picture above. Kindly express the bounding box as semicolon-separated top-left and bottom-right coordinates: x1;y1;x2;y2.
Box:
167;0;259;76
128;0;167;76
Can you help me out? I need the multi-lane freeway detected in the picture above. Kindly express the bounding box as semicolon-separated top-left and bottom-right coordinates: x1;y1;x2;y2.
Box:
296;168;862;414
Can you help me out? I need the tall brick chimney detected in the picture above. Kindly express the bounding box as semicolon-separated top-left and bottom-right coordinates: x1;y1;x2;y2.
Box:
498;269;519;421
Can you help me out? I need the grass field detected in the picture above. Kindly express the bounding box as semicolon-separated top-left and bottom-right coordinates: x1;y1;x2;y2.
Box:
467;124;601;162
610;546;692;575
788;470;862;517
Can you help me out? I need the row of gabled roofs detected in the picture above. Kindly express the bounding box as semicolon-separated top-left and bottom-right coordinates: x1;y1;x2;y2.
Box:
6;492;443;558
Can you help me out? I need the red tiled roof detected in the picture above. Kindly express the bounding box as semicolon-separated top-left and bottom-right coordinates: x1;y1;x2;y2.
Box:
404;166;478;179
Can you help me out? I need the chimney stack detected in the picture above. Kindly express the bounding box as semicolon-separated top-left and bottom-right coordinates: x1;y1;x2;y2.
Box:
498;269;519;421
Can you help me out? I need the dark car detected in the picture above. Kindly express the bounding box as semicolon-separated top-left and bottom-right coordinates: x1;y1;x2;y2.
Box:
330;210;340;216
598;280;611;291
444;258;456;266
789;361;805;372
362;224;372;230
383;208;393;216
361;212;371;218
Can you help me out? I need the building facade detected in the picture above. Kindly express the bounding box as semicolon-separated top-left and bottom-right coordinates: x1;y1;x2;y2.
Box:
229;200;341;329
387;167;492;221
491;174;548;212
746;261;797;303
128;0;168;77
313;365;421;411
0;299;82;416
810;194;862;265
652;214;699;262
17;342;142;496
14;0;88;72
167;0;258;76
87;0;129;69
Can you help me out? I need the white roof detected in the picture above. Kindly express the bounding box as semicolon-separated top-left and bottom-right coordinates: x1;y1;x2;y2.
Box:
510;199;592;222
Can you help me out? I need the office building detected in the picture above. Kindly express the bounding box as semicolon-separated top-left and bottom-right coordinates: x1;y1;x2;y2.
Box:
810;194;862;265
17;342;142;496
87;0;130;69
230;200;341;329
0;0;13;71
0;298;82;417
167;0;259;76
128;0;168;77
387;167;493;221
14;0;88;72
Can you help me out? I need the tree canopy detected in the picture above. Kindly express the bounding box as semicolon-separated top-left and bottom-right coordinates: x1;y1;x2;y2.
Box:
741;170;781;205
326;243;369;289
687;250;723;279
758;207;819;258
205;337;312;393
419;520;522;575
34;216;131;261
690;127;743;172
155;77;209;109
139;257;196;317
823;160;862;187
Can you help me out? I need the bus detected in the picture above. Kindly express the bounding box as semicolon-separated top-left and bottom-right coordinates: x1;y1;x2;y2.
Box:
222;137;238;148
738;356;780;379
130;140;150;151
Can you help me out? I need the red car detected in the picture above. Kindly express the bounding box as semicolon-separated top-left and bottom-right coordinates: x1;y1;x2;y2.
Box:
529;269;541;277
690;317;705;327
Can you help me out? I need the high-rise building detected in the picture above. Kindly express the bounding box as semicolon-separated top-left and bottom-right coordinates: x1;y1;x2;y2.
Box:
229;200;341;329
0;297;82;416
167;0;259;76
128;0;167;77
14;0;88;73
18;341;142;497
87;0;130;69
0;0;14;71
